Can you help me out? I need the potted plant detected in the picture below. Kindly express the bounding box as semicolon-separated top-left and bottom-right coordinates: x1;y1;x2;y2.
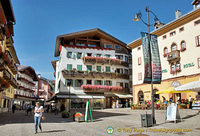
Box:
74;112;85;122
130;102;134;110
61;110;69;118
186;101;190;109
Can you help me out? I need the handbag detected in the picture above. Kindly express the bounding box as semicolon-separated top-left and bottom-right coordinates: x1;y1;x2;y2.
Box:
41;116;45;120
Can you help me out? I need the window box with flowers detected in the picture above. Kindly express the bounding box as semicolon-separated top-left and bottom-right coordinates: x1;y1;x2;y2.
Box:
0;77;10;90
163;54;167;57
170;70;176;74
180;48;186;52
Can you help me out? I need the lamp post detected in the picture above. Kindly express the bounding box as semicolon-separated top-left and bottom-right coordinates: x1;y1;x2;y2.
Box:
67;80;71;113
133;6;162;125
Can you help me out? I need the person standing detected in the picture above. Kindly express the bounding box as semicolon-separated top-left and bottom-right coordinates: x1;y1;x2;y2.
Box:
34;102;44;134
12;104;16;114
189;95;192;109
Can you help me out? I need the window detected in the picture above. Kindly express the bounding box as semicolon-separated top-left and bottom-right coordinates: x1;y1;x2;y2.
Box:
86;80;92;85
137;47;141;50
77;65;82;71
196;35;200;47
179;27;184;32
88;44;96;47
138;57;141;65
104;80;112;86
95;80;103;85
75;79;83;87
105;44;112;49
87;65;92;71
87;53;92;56
198;58;200;68
170;31;176;36
67;52;72;58
65;79;73;87
115;45;120;50
138;73;142;81
163;35;167;40
194;19;200;25
125;56;128;62
69;41;73;45
106;66;110;72
176;62;181;71
125;83;129;89
105;54;111;58
124;69;128;74
120;83;123;88
96;66;101;72
171;63;176;74
96;54;101;57
77;52;82;59
163;47;168;57
116;55;123;60
76;43;85;46
171;43;177;51
67;64;72;70
180;41;186;51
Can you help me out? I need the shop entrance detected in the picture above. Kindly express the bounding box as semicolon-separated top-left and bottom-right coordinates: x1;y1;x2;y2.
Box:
138;91;144;104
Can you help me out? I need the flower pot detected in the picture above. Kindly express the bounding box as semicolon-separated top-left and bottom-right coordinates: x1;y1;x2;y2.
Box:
131;106;134;110
186;104;190;109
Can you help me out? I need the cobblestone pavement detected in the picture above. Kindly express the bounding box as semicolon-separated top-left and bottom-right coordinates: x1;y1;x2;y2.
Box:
0;108;200;136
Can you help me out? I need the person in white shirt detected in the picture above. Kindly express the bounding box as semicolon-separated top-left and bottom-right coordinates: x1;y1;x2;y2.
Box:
34;102;44;134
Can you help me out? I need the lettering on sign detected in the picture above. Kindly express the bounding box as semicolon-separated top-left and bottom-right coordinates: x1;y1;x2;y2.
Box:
162;69;167;73
184;63;195;68
171;81;181;87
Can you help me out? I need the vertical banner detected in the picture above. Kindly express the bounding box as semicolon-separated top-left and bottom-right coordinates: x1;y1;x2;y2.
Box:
141;32;152;83
150;34;162;84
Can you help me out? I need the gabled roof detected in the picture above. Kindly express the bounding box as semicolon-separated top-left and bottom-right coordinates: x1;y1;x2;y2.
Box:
18;65;38;81
54;28;127;57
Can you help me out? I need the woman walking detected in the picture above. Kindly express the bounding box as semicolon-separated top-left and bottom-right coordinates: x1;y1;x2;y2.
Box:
34;102;44;134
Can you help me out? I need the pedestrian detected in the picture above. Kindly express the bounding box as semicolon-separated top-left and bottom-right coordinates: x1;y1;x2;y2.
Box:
12;104;16;114
189;95;193;109
34;102;44;134
60;104;65;112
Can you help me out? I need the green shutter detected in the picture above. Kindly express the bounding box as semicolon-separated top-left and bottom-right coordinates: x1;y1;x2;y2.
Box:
95;80;97;85
106;66;110;72
77;65;82;71
100;80;103;85
97;66;101;72
110;81;112;86
104;81;106;85
67;64;72;70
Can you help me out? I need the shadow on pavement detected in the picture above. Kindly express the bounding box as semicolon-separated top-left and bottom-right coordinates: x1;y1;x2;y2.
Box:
40;130;66;133
0;109;130;126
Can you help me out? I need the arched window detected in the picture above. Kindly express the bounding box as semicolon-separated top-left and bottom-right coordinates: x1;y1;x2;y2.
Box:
163;47;168;57
171;63;176;74
138;91;144;104
171;43;177;51
180;41;186;51
176;61;181;71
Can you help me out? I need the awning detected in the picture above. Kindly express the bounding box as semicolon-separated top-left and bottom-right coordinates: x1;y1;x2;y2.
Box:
56;95;105;99
156;87;191;94
114;93;133;98
175;79;200;92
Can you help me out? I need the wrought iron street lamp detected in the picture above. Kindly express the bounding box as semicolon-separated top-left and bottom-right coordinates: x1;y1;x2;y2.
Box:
133;6;162;125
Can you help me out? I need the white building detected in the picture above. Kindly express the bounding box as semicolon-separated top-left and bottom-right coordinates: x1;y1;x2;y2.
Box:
14;65;38;108
53;28;132;110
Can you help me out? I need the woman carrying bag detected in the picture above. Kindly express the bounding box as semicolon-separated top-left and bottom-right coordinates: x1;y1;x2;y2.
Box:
34;102;44;134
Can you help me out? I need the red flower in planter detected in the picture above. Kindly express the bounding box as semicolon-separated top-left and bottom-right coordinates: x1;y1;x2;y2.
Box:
180;48;186;52
163;54;167;57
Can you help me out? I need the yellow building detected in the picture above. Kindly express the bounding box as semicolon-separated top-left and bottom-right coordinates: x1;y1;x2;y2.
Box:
0;0;20;112
128;3;200;104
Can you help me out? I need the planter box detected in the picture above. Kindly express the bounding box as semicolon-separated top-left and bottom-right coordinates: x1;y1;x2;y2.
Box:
75;116;85;122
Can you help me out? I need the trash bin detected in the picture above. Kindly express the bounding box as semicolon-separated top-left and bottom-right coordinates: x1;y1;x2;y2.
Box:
141;114;153;127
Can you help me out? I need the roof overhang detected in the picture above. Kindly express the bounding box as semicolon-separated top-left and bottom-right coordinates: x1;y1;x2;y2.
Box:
54;28;127;57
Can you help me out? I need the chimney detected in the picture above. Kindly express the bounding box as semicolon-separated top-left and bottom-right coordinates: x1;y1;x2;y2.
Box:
175;10;181;19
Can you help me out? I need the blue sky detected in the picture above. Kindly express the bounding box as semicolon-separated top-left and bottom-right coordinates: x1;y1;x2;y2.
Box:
12;0;193;79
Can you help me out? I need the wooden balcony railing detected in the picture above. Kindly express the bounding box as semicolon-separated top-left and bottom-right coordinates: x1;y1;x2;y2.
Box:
3;69;17;88
82;56;129;67
167;50;180;62
62;70;129;79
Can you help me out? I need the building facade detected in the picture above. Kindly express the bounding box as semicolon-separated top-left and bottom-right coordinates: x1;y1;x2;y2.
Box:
0;0;20;112
53;28;132;110
128;3;200;104
35;74;55;105
14;65;38;108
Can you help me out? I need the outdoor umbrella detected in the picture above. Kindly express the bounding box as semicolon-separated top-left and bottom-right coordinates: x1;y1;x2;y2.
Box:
156;87;191;94
174;79;200;92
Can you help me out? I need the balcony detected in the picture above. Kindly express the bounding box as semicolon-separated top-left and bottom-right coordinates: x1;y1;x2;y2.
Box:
3;69;18;88
82;56;129;67
167;50;180;62
6;50;17;74
15;94;37;100
62;70;129;79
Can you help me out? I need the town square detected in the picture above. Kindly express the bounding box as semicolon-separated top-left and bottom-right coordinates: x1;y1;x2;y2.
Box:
0;0;200;136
